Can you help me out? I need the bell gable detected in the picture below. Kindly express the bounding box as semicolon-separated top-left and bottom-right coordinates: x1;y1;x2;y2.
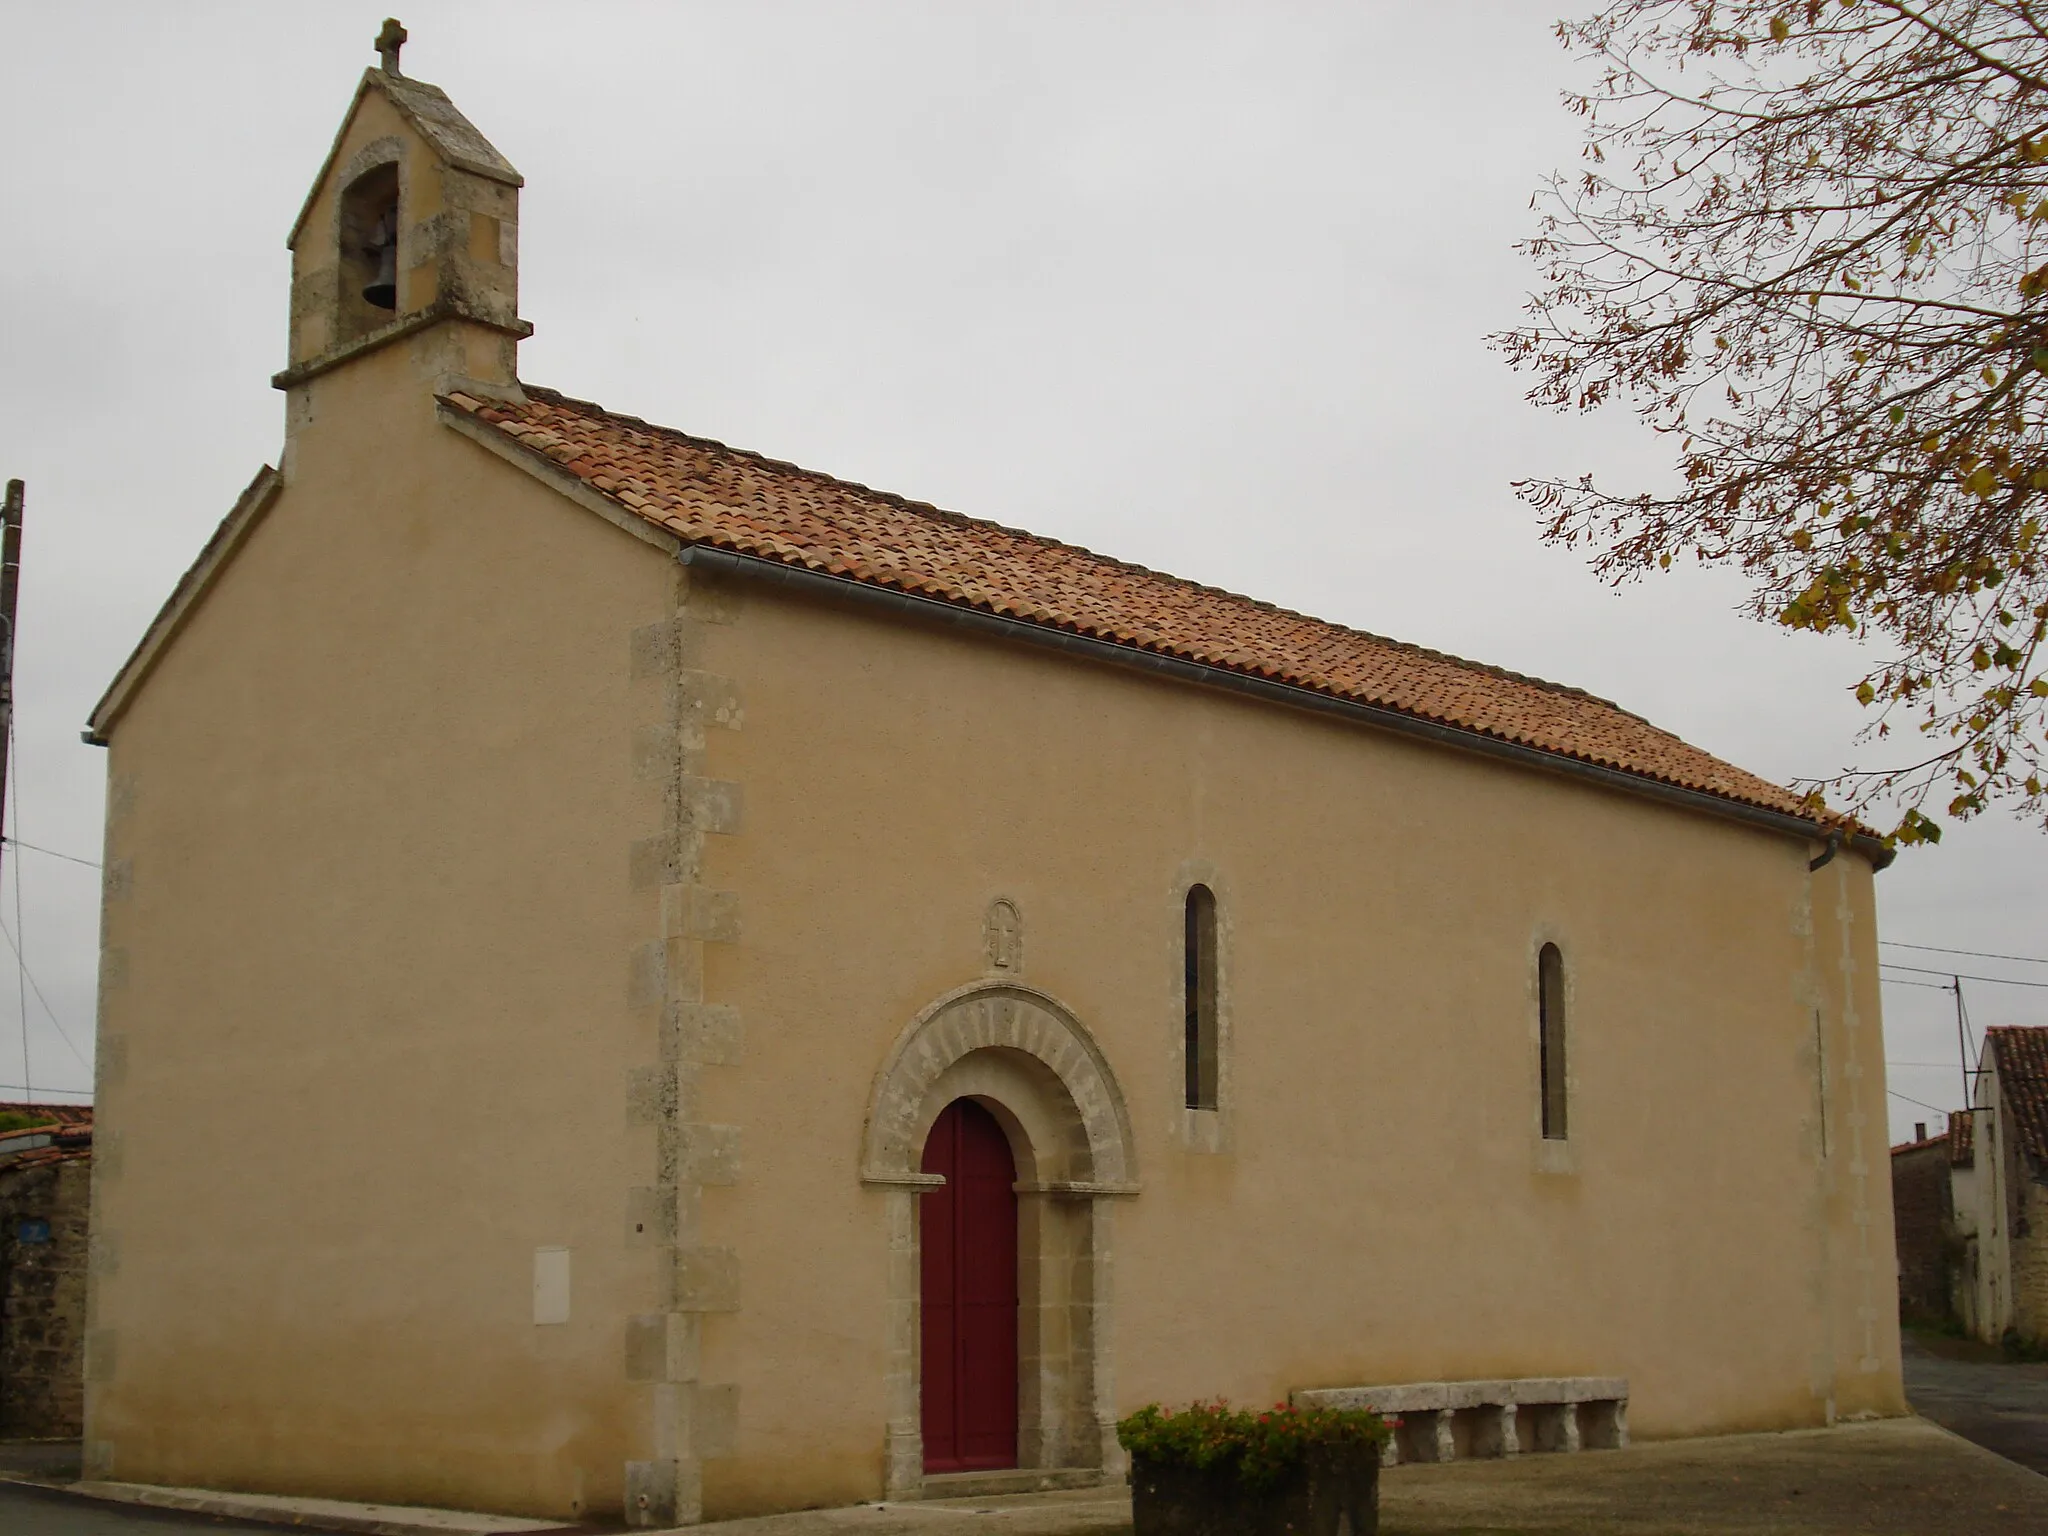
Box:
277;19;528;391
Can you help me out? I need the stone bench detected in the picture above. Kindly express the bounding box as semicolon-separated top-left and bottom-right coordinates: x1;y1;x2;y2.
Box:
1291;1377;1629;1467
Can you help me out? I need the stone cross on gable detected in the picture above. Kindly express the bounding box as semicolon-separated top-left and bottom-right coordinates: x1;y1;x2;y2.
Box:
376;17;408;77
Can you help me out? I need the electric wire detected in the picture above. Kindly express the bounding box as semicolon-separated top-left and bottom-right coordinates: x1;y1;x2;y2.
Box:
1880;961;2048;988
0;918;90;1073
3;836;98;870
1880;939;2048;967
1889;1088;1958;1115
1881;975;1956;991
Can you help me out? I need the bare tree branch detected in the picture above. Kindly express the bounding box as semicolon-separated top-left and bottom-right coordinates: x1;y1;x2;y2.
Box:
1501;0;2048;846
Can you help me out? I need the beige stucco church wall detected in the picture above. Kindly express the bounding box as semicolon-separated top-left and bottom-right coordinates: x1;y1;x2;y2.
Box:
680;570;1900;1517
87;344;680;1519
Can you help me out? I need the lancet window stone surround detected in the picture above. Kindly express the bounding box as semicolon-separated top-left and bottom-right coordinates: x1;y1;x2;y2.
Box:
1167;862;1233;1155
860;980;1140;1497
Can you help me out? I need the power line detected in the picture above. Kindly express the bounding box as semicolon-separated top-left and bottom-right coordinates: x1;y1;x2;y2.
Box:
1881;961;2048;989
1889;1088;1957;1115
3;836;98;870
0;916;89;1072
0;1085;88;1098
1881;939;2048;967
1881;975;1956;991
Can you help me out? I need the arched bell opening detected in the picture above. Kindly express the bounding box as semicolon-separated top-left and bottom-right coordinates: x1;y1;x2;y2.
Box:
337;161;401;339
862;983;1139;1497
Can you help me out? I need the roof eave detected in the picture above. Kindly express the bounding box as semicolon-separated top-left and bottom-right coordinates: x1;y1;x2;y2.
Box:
675;543;1893;871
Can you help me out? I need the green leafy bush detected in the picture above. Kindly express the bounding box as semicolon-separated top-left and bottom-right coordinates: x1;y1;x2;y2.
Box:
0;1111;55;1135
1117;1400;1392;1490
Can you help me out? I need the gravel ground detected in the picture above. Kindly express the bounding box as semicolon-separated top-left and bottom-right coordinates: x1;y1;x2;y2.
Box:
682;1417;2043;1536
10;1412;2043;1536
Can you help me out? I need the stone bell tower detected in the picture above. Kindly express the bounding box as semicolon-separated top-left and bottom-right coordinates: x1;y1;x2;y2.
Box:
273;19;529;406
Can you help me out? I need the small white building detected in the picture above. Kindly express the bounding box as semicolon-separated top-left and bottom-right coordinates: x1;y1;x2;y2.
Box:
1955;1028;2048;1343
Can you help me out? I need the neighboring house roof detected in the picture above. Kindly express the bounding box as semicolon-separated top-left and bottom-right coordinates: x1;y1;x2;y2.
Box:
444;386;1829;829
0;1102;92;1129
1951;1107;1977;1168
0;1103;93;1173
1890;1130;1950;1156
1989;1026;2048;1170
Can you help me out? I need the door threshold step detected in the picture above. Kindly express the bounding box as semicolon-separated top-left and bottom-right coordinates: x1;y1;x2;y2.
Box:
919;1467;1111;1500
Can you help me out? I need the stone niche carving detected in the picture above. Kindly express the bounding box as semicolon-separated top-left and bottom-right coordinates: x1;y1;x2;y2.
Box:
985;898;1023;974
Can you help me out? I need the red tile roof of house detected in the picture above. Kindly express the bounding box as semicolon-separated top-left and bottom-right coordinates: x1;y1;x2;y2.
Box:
0;1102;93;1172
1990;1027;2048;1170
446;387;1822;823
1950;1107;1976;1167
0;1102;92;1129
1890;1129;1949;1156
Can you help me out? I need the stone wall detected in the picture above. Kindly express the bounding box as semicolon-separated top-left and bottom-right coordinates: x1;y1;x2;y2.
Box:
1890;1140;1954;1323
0;1154;90;1435
2011;1174;2048;1347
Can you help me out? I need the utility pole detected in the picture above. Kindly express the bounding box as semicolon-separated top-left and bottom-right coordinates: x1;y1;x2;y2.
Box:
0;480;22;1096
1957;978;1974;1114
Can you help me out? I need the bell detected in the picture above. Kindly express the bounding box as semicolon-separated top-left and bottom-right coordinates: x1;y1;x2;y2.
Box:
362;210;399;310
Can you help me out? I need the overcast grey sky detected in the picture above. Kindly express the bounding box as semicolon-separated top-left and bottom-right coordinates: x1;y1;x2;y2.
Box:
0;3;2039;1135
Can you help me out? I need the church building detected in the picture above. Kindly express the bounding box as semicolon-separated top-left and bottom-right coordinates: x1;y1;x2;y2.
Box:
81;28;1903;1527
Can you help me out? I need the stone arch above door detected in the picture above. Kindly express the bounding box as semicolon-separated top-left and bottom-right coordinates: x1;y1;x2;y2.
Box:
860;980;1139;1496
859;981;1139;1195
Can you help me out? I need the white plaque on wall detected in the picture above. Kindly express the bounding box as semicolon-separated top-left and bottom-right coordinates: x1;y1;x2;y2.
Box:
534;1246;571;1325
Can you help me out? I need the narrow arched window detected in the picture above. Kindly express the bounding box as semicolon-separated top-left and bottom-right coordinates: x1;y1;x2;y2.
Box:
1539;943;1567;1140
1184;885;1218;1110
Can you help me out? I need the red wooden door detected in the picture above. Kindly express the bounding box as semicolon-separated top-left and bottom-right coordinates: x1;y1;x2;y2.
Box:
920;1098;1019;1473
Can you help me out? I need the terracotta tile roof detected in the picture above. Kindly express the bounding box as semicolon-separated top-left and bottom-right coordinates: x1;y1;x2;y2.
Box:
445;386;1819;821
1950;1107;1977;1167
1990;1027;2048;1171
0;1102;92;1130
0;1103;92;1172
1891;1129;1950;1156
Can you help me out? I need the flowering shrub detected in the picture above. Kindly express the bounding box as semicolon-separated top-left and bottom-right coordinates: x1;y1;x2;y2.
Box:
1116;1400;1393;1491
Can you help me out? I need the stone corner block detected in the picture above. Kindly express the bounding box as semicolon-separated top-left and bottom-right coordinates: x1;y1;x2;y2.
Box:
697;1382;740;1459
663;884;740;944
625;1312;701;1385
679;777;743;836
667;1002;743;1067
624;1457;701;1528
682;1123;742;1186
625;1186;679;1248
673;1245;741;1312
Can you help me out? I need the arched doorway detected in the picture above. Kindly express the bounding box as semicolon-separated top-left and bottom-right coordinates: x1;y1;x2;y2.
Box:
919;1098;1019;1472
861;982;1140;1496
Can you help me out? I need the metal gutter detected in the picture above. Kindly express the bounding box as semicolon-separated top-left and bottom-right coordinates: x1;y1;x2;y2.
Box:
677;543;1893;872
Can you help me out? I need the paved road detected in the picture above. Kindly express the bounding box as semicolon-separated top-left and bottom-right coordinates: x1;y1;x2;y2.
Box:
0;1480;300;1536
1904;1328;2048;1475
